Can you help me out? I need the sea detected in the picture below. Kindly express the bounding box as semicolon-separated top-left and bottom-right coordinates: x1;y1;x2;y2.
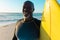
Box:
0;13;42;26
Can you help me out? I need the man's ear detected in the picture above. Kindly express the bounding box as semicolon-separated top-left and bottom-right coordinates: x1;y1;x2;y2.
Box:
33;8;35;12
31;8;35;12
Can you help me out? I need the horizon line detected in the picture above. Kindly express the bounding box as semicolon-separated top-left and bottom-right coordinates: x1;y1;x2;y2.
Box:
0;12;42;13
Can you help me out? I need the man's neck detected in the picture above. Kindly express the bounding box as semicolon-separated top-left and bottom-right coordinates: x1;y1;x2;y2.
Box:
24;16;33;22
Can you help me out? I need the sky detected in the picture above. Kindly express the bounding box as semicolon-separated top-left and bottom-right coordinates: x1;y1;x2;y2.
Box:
0;0;60;13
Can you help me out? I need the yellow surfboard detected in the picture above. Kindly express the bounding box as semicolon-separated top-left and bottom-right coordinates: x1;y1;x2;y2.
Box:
40;0;60;40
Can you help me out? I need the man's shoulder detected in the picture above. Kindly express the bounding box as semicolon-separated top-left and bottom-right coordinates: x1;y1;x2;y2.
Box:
33;18;41;27
33;18;41;23
16;18;24;26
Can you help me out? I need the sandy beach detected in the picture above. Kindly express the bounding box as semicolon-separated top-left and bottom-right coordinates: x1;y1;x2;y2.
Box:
0;23;16;40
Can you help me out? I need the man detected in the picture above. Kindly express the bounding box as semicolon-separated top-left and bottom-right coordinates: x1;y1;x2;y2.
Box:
13;1;41;40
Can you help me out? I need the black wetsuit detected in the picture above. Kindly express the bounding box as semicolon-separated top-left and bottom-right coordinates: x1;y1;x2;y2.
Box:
13;18;41;40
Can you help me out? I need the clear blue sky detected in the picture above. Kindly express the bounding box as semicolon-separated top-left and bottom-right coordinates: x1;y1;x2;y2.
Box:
0;0;60;13
20;0;45;13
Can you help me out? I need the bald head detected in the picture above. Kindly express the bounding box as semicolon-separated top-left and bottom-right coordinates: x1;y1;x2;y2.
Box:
23;1;34;9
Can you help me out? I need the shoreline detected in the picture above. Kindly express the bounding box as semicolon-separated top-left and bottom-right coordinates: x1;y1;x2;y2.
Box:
0;23;16;40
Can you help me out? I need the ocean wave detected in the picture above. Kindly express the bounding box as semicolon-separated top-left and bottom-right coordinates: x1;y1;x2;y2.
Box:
0;13;41;22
